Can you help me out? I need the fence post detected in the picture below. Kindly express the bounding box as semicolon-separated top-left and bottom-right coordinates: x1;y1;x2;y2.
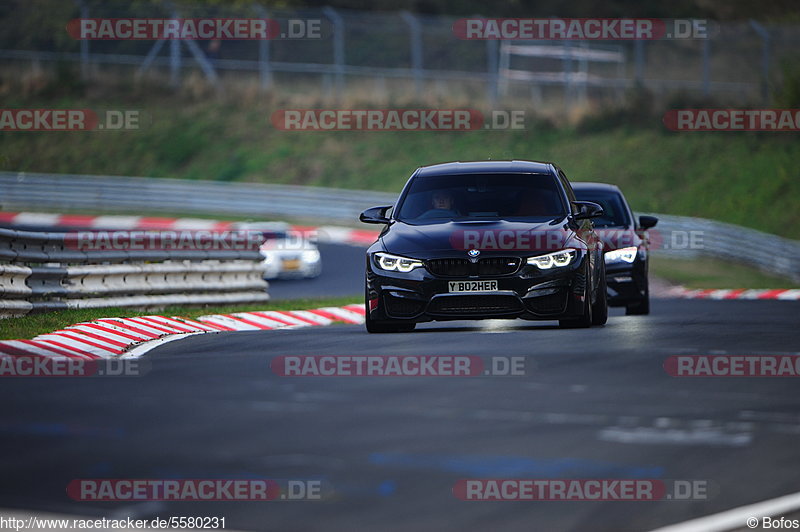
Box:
182;40;220;87
563;41;574;108
701;38;710;98
258;6;273;91
169;11;181;88
749;20;771;104
78;0;89;80
323;7;345;100
137;40;166;78
616;44;626;101
498;40;510;97
578;41;588;105
634;39;645;86
486;39;498;105
400;11;423;98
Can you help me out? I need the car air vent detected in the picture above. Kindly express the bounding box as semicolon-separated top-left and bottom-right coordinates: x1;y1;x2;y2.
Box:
426;258;471;277
426;257;520;277
428;295;523;314
477;257;520;276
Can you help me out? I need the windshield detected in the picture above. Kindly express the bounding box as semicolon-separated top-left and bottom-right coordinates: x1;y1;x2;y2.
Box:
395;173;567;224
574;189;631;228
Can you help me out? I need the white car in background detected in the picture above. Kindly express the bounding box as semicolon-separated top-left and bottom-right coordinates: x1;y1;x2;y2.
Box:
238;222;322;280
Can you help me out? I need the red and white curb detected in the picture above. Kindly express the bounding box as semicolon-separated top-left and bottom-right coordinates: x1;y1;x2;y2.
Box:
0;304;366;360
661;286;800;300
0;211;379;246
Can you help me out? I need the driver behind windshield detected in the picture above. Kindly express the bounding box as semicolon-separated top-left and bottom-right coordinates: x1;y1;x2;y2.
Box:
396;173;568;223
419;190;459;219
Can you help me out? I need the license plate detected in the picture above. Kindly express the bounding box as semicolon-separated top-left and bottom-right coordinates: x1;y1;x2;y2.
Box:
448;280;498;292
282;259;301;271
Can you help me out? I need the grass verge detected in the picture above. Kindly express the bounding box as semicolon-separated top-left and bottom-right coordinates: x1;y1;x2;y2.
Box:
1;93;798;239
650;255;800;290
0;296;362;341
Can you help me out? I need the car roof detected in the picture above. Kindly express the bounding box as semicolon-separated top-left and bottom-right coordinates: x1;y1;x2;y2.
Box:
415;160;554;177
571;181;623;193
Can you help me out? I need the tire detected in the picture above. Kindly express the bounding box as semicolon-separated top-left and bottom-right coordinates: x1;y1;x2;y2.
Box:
365;286;416;333
559;268;593;329
625;294;650;315
591;265;608;326
625;263;650;316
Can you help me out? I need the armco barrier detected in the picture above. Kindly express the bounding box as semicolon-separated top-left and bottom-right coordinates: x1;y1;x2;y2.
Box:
0;226;269;317
0;171;397;223
646;214;800;282
1;171;798;282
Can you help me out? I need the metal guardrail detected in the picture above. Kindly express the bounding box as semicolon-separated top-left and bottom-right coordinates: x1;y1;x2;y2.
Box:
644;214;800;282
0;224;269;317
1;171;798;283
0;171;396;224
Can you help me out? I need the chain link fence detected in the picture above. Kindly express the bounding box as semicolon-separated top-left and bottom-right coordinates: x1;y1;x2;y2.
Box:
1;3;799;106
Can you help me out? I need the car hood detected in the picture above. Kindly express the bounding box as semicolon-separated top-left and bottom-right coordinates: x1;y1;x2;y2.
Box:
381;219;577;256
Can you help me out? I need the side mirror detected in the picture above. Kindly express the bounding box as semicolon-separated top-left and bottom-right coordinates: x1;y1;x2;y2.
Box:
572;201;604;220
639;215;658;230
359;205;393;224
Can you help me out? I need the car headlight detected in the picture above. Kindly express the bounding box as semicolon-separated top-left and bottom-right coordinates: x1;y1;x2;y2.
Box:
301;249;321;263
375;252;423;273
604;246;638;264
527;249;577;269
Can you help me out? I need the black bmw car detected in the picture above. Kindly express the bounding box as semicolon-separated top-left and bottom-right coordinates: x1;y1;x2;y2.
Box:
572;182;658;315
359;160;608;333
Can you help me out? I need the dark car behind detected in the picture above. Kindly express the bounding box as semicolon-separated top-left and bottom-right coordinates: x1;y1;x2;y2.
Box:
572;182;657;315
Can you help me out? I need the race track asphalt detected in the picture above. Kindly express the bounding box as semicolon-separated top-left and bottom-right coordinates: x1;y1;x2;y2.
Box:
0;298;798;531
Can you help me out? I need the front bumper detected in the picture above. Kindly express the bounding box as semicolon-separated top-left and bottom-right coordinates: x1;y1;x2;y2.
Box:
367;253;590;323
605;259;647;305
262;254;322;279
